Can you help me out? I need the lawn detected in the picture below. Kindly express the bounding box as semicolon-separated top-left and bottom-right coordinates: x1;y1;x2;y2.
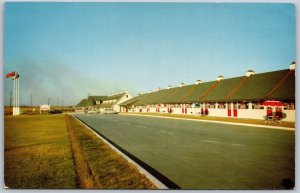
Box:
4;114;156;189
4;115;76;188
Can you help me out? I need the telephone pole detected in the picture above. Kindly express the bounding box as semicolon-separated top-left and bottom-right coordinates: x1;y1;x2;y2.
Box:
30;94;32;106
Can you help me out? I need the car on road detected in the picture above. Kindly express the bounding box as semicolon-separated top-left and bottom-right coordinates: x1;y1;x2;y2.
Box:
86;109;99;114
103;108;118;114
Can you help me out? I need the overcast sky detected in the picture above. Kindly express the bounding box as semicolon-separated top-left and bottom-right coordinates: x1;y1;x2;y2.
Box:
4;2;295;106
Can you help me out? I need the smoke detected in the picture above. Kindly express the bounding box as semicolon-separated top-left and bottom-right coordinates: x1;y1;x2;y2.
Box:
4;56;139;106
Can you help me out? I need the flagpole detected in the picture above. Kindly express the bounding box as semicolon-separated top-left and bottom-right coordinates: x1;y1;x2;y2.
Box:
17;69;20;115
13;71;16;115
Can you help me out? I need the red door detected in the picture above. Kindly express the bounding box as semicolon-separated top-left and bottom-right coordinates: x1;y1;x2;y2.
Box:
233;103;238;117
227;103;231;116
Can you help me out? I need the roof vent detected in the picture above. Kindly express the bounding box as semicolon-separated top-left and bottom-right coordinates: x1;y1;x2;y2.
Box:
246;70;255;77
290;61;295;70
179;83;185;87
156;87;161;91
167;85;173;89
216;75;224;81
195;80;202;85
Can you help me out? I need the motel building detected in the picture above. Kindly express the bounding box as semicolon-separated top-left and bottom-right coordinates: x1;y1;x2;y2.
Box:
75;91;132;113
119;62;295;122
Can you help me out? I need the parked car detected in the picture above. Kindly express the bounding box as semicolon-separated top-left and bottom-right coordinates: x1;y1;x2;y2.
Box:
86;109;99;114
49;110;62;114
103;108;118;114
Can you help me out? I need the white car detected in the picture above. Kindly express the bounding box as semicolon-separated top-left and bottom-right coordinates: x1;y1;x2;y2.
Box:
103;109;118;114
86;109;99;114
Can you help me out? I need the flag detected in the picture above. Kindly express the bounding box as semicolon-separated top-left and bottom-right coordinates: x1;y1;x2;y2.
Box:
6;71;15;78
12;72;20;80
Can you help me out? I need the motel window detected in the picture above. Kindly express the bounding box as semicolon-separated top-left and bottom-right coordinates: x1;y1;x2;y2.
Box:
174;104;181;108
252;101;264;109
239;102;249;109
207;102;215;109
218;102;226;109
284;101;295;110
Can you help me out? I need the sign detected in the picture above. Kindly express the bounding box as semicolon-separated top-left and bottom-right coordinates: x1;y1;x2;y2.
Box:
40;104;50;111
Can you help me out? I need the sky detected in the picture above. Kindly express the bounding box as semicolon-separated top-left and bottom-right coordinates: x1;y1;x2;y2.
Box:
4;2;295;106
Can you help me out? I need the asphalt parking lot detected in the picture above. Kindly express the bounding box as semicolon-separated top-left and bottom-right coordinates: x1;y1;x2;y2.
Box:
76;114;294;189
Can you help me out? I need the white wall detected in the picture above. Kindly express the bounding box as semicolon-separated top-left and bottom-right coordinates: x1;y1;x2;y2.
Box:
113;93;133;112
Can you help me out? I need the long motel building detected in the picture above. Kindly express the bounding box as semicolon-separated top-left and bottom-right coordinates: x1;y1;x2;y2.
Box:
119;62;295;122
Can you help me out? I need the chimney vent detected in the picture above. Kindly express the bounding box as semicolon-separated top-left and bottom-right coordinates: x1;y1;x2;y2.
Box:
246;70;255;77
290;61;295;70
216;75;224;81
195;80;202;85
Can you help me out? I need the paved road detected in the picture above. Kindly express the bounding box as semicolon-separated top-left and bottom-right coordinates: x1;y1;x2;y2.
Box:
76;114;294;189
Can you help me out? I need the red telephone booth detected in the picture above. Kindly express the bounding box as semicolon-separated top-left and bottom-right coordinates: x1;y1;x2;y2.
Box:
233;103;238;117
227;103;231;117
201;108;204;115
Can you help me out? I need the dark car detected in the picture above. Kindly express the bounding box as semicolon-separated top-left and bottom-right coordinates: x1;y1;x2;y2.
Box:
49;110;62;114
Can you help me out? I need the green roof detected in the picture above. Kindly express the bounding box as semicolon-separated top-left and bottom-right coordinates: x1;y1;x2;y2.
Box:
76;99;93;107
119;96;141;106
107;93;126;100
184;81;215;102
121;69;295;106
229;69;292;101
201;76;247;102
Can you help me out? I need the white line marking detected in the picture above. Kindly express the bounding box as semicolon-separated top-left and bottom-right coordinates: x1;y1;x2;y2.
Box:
203;140;221;144
159;130;173;135
231;143;245;147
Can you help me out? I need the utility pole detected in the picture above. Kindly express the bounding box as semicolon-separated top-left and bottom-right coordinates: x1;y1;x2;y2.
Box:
56;97;59;109
30;94;32;106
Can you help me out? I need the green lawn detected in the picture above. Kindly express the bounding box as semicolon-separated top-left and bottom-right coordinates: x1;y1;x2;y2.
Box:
4;115;76;188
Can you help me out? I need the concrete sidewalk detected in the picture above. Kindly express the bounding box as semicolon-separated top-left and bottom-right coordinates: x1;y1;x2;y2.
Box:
120;112;295;131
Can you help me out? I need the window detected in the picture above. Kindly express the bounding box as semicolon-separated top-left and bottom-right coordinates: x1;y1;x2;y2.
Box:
207;102;215;109
96;101;101;105
284;101;295;110
239;102;249;109
218;102;226;109
252;101;264;109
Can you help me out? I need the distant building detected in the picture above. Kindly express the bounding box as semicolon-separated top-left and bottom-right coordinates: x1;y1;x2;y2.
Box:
120;62;295;122
75;91;132;113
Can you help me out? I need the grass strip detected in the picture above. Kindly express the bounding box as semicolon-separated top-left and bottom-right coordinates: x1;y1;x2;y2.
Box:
66;115;101;188
66;115;157;189
125;112;295;128
4;115;76;189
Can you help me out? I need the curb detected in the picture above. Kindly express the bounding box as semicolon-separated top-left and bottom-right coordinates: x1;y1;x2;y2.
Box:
120;113;295;131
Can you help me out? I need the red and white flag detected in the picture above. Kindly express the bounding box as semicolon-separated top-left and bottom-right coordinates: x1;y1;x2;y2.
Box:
6;71;15;78
12;72;20;80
